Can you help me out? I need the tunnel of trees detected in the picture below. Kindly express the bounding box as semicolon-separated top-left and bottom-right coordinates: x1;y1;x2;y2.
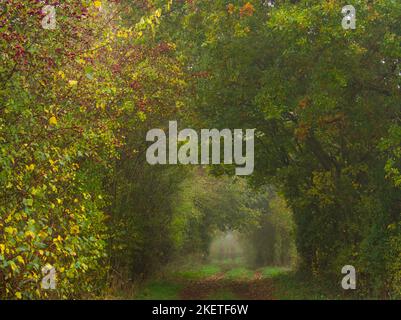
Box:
0;0;400;299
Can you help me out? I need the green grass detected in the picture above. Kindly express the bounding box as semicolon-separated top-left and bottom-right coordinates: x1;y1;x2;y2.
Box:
135;264;333;300
260;266;289;278
174;264;222;280
275;274;328;300
135;280;183;300
132;263;358;300
272;273;341;300
224;267;254;280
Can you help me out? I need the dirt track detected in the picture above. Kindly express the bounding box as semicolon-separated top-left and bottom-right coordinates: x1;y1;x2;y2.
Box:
179;272;276;300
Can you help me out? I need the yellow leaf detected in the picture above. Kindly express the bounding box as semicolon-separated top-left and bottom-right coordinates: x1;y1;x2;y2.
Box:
16;255;24;265
15;292;22;299
5;213;12;223
5;226;17;235
71;225;79;234
9;261;18;272
25;230;36;239
49;116;57;126
26;163;35;171
94;1;102;8
68;80;78;86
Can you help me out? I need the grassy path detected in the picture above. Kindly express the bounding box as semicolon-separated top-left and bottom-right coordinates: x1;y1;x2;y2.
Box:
129;260;362;300
135;262;290;300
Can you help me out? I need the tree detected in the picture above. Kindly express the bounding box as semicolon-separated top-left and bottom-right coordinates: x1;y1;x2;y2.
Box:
156;0;401;297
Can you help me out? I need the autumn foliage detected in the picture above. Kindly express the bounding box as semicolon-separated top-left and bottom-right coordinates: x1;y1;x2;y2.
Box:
1;0;401;300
